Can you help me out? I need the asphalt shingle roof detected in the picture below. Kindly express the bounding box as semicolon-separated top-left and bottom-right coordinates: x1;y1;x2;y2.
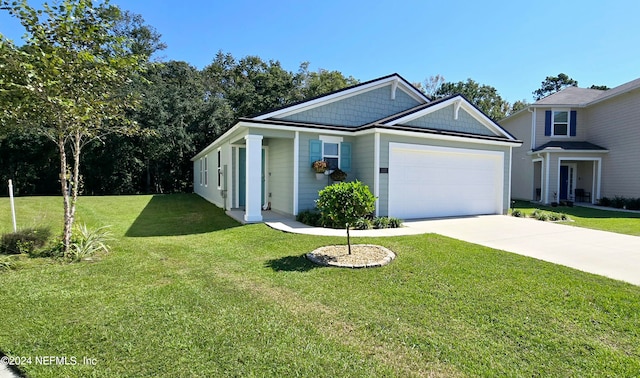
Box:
532;141;608;152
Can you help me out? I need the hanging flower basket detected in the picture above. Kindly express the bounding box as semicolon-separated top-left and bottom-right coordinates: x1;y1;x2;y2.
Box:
330;168;347;182
312;160;327;173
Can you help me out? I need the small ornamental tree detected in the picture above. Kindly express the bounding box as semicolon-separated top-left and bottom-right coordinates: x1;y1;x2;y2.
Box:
316;181;376;254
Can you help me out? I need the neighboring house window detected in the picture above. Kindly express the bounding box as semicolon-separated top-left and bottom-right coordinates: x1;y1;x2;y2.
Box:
217;149;222;189
545;110;577;137
553;110;569;136
199;158;203;186
204;155;208;187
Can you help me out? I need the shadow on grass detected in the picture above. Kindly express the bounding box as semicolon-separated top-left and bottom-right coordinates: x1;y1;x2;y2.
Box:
264;255;321;272
125;194;241;237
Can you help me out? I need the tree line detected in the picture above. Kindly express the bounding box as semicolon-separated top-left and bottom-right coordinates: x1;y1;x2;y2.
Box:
1;1;600;198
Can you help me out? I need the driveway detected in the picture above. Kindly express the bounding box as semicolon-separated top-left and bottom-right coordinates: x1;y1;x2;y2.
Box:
404;215;640;286
266;214;640;286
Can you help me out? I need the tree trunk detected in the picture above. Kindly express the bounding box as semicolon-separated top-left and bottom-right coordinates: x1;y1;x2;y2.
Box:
346;226;351;255
59;137;72;254
68;132;82;244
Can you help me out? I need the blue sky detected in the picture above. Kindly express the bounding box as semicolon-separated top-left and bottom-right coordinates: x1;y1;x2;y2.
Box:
2;0;639;103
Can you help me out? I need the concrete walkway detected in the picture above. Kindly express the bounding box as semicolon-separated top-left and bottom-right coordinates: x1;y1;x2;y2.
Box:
266;215;640;286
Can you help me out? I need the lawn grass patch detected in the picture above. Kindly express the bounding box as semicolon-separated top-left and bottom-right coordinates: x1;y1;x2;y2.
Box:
512;200;640;236
0;194;639;377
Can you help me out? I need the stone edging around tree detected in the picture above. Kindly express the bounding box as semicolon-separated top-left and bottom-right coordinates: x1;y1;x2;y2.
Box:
305;244;396;268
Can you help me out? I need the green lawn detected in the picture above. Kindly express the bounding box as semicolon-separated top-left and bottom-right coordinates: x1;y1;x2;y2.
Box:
512;200;640;236
1;194;639;377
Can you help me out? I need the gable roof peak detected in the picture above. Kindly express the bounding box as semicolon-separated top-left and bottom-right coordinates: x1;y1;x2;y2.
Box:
253;73;430;121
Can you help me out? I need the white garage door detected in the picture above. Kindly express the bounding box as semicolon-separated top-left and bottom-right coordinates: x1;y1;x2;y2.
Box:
388;143;504;219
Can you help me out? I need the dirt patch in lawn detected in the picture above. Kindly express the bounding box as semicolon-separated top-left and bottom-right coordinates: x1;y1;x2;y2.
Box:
306;244;396;268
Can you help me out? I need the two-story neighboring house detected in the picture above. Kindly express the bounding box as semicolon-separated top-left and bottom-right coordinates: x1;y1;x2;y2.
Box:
501;78;640;204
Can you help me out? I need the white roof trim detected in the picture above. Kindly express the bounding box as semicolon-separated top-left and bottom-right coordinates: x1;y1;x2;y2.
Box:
254;74;428;120
385;96;516;140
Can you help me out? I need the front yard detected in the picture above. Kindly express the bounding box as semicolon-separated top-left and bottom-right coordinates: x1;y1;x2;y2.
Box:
1;194;639;377
511;200;640;236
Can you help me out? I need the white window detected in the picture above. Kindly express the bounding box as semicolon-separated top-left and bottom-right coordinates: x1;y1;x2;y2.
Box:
204;155;208;187
552;110;569;136
199;159;203;186
217;149;222;189
320;135;343;171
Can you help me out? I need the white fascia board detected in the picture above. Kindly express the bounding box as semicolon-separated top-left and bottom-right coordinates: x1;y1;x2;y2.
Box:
386;96;516;141
255;75;427;120
194;118;522;162
191;122;246;161
360;128;522;147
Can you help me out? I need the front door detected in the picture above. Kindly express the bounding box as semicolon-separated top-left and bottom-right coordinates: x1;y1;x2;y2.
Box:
238;148;266;208
559;165;569;200
559;164;577;201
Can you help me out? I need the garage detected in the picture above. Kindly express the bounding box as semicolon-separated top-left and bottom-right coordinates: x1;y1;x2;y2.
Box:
388;143;504;219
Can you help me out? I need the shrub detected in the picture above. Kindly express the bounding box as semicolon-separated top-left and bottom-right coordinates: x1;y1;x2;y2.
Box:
599;197;611;207
0;255;15;271
612;196;626;209
354;218;372;230
1;227;51;255
548;213;561;221
66;224;113;261
316;181;376;254
511;209;523;217
534;211;549;221
296;209;322;227
627;198;640;210
373;216;390;229
560;213;569;221
388;217;403;228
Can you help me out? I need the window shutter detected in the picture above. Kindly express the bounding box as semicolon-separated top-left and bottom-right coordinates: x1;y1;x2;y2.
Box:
544;110;552;136
570;110;577;136
340;142;352;172
309;139;322;165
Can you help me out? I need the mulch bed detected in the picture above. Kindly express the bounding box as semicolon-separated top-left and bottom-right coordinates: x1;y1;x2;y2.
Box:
306;244;396;268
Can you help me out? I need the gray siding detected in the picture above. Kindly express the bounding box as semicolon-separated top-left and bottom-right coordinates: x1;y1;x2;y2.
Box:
586;91;640;198
193;144;230;209
279;85;420;126
267;138;294;214
297;132;357;212
351;133;376;191
403;105;496;136
501;111;535;200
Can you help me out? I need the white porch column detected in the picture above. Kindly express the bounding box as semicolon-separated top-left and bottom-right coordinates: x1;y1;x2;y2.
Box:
244;135;263;223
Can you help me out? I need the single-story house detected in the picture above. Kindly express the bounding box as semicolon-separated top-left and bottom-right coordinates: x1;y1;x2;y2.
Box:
500;77;640;204
192;74;522;222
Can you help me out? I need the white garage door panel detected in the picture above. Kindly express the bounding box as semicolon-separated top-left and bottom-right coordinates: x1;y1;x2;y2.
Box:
389;143;504;219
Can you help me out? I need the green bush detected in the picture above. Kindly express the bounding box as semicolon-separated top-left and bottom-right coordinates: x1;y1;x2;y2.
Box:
511;209;523;217
316;181;376;254
296;209;322;227
373;216;390;229
1;227;51;255
0;255;15;271
67;224;113;261
388;217;403;228
353;218;372;230
548;213;561;221
599;197;611;207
